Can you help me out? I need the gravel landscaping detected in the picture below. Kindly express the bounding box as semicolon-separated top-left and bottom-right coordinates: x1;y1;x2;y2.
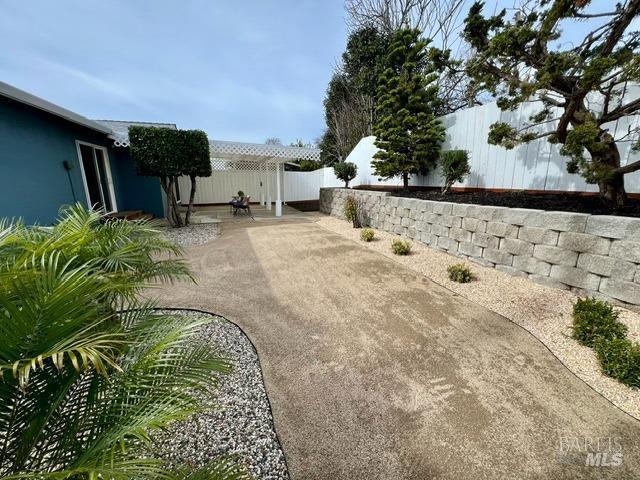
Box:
161;223;219;247
153;310;289;480
316;215;640;420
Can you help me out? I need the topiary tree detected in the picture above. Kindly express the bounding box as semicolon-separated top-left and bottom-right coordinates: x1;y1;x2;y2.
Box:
440;150;471;193
334;161;358;187
129;127;211;227
180;129;211;226
463;1;640;208
373;28;445;188
129;126;184;227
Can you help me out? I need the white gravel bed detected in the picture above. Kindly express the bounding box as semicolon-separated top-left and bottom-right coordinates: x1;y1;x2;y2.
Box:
153;310;289;479
316;215;640;420
161;224;219;247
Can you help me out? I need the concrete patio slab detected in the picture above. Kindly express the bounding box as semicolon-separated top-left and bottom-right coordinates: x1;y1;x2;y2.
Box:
152;218;640;479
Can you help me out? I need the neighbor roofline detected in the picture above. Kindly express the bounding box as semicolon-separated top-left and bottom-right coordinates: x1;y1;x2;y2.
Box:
0;80;113;135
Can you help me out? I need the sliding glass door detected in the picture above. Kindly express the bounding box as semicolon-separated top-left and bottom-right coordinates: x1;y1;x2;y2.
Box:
76;142;117;212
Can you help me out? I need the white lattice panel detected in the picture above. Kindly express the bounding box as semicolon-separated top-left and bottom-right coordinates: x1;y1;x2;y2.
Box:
210;140;321;162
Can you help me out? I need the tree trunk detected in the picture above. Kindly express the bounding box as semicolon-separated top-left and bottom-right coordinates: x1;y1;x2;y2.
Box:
591;141;627;209
345;179;350;188
185;175;197;226
160;176;183;227
402;172;409;189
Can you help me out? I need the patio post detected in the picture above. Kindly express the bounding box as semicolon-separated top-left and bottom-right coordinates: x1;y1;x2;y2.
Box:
260;162;265;205
266;161;272;210
275;161;282;217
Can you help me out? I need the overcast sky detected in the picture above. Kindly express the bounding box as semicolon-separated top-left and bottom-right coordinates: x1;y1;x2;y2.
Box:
1;1;347;144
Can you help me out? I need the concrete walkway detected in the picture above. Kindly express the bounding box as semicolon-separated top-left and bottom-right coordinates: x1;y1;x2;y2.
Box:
153;219;640;479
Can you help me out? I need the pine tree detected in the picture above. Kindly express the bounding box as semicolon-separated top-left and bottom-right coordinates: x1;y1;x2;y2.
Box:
372;28;445;188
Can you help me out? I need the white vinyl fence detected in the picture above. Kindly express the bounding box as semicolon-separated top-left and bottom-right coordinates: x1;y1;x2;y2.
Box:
182;92;640;204
178;166;342;204
343;93;640;193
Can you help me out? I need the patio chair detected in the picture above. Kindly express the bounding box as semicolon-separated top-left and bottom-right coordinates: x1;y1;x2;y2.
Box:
229;196;240;214
235;196;253;218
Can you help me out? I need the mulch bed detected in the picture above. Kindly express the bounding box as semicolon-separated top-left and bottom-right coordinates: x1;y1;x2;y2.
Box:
389;189;640;218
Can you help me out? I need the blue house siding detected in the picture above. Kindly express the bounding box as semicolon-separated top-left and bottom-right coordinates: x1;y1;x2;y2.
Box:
109;148;165;218
0;96;164;224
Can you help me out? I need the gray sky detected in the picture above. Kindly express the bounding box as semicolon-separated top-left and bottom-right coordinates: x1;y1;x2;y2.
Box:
1;1;347;144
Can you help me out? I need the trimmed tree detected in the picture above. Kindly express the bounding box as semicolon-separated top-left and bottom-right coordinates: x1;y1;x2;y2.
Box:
334;161;358;187
440;150;471;193
463;1;640;208
180;129;211;225
129;127;211;227
129;126;184;227
373;28;445;188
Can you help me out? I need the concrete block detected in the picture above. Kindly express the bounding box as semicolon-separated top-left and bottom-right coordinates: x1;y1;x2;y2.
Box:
518;226;559;246
528;274;571;290
397;207;410;218
393;225;407;236
431;224;449;238
486;222;519;238
437;236;459;251
599;278;640;305
497;208;543;226
472;232;500;249
419;231;434;245
401;217;412;227
513;255;552;276
610;240;640;263
576;253;636;281
452;203;470;217
499;238;534;256
483;248;514;266
549;265;601;290
462;217;487;233
432;202;453;215
416;199;432;213
557;232;611;255
470;256;495;268
422;212;438;224
458;241;483;257
533;244;578;266
496;265;529;278
437;214;463;228
635;267;640;284
468;205;500;221
585;215;640;239
449;227;472;243
533;211;589;233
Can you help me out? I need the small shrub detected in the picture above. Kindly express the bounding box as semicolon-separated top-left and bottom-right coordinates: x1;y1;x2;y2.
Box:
447;263;475;283
333;161;358;188
571;297;627;348
440;150;470;193
360;228;375;242
391;238;412;255
237;190;245;197
594;338;640;389
344;195;363;228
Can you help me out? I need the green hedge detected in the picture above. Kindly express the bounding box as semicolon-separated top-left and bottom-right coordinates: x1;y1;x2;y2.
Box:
595;338;640;389
571;297;627;348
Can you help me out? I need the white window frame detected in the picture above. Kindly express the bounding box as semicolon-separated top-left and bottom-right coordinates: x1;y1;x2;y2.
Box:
75;140;118;213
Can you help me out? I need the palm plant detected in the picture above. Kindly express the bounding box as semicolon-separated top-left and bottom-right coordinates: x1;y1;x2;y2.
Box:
0;205;249;479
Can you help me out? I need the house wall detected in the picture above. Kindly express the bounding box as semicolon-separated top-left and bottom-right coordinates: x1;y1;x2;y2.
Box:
320;188;640;306
0;96;163;224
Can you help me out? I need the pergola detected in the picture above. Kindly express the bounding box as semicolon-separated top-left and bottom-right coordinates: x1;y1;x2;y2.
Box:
209;140;321;216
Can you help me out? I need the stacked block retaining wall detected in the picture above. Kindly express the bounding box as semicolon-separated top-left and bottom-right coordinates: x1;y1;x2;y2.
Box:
320;188;640;307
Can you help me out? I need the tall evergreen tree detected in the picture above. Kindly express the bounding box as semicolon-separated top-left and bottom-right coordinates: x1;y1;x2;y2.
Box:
372;28;445;188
